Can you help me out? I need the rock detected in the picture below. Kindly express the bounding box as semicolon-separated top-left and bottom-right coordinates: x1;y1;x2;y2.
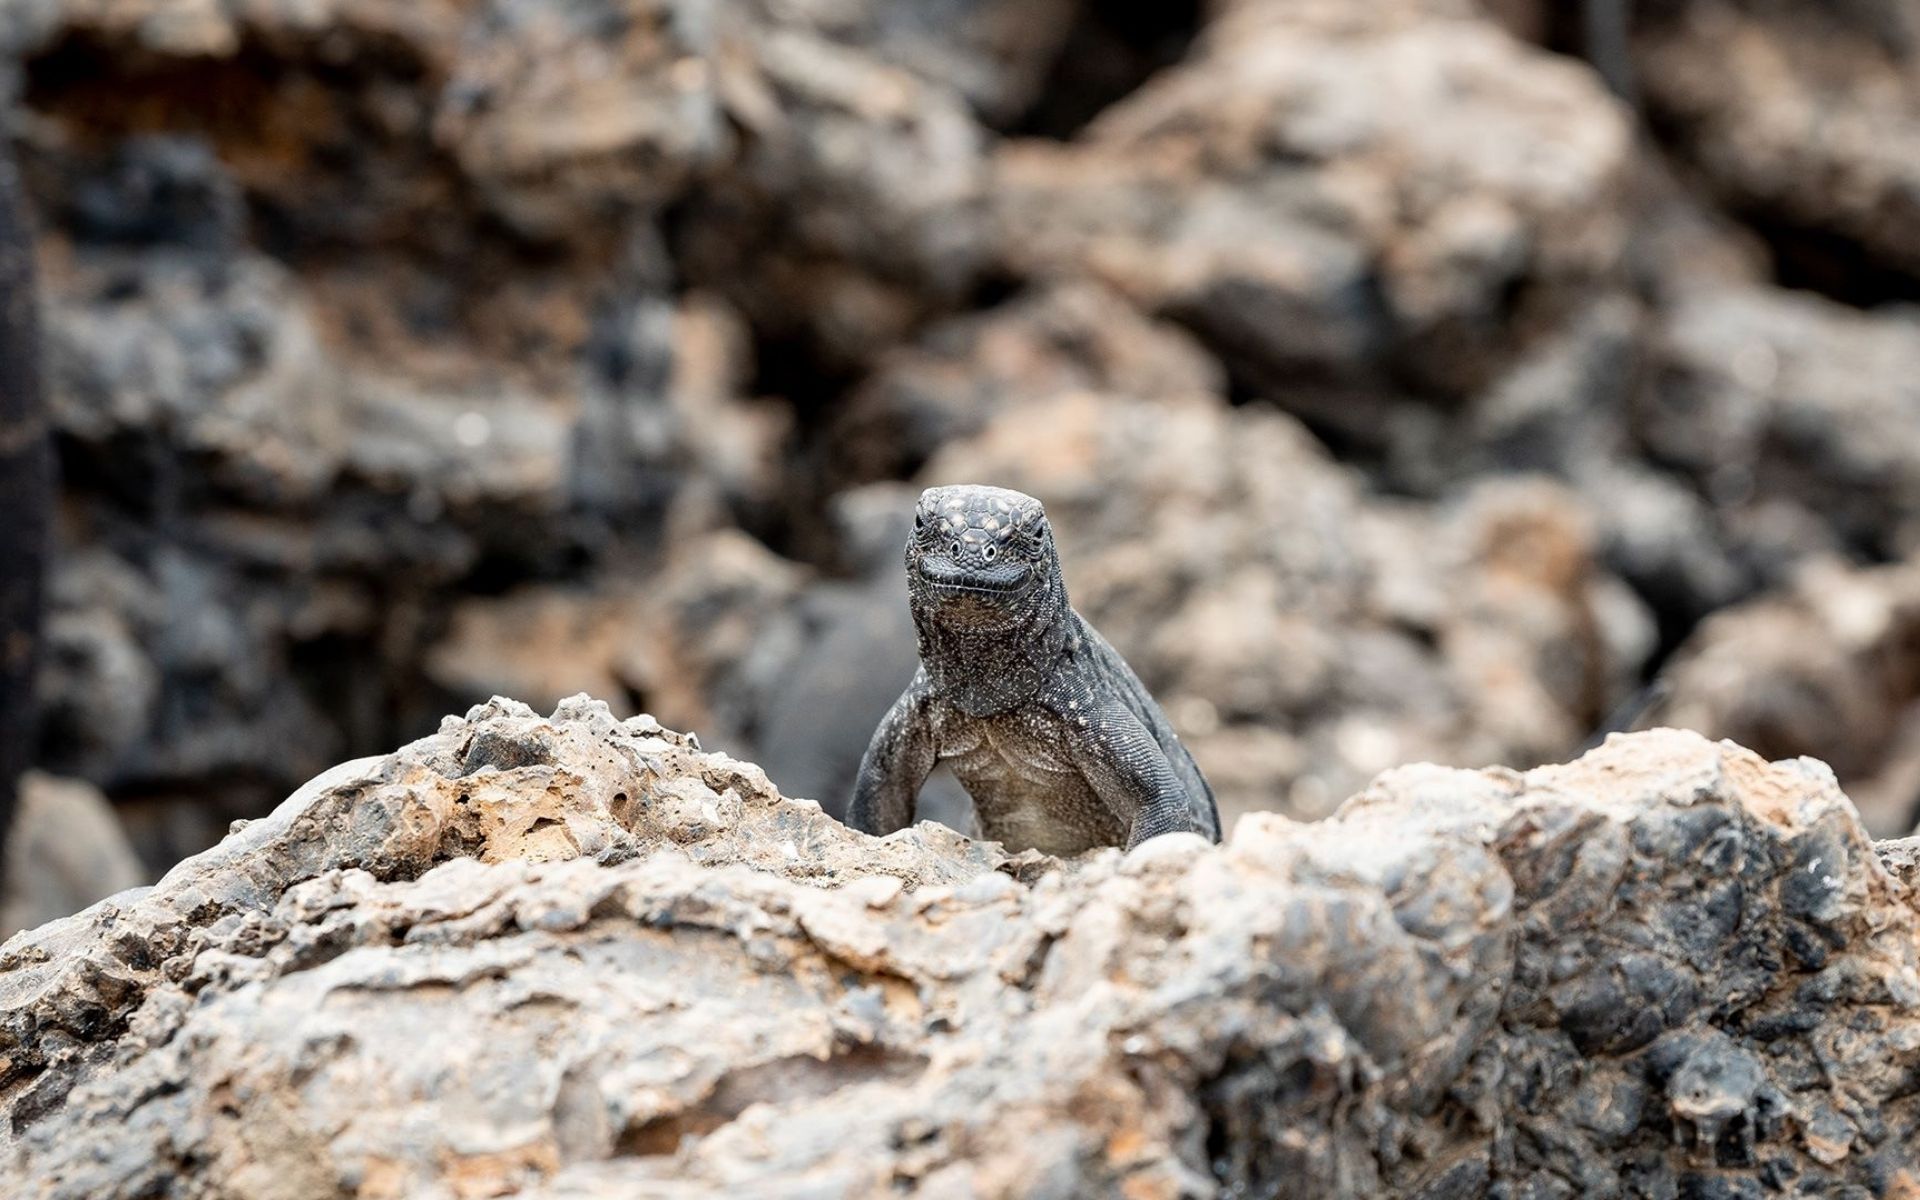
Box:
0;772;144;938
37;541;341;809
0;139;51;902
1385;281;1756;634
20;0;1920;994
828;282;1224;488
674;4;998;364
6;0;1093;863
3;704;1916;1198
421;508;980;831
424;587;656;724
424;530;812;758
1637;0;1920;292
902;317;1652;825
845;0;1085;126
9;22;788;844
430;0;734;242
1659;555;1920;838
993;0;1632;420
1641;284;1920;571
817;286;1659;829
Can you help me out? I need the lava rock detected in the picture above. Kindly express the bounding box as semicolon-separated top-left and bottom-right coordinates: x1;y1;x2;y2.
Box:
2;704;1915;1198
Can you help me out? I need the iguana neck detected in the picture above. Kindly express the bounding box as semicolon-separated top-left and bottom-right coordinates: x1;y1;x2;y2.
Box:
913;584;1073;717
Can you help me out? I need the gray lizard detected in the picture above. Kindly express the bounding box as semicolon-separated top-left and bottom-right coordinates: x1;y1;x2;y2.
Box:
849;484;1219;854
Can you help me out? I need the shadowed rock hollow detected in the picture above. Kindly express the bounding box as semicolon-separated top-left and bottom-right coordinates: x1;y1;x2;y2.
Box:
3;697;1916;1197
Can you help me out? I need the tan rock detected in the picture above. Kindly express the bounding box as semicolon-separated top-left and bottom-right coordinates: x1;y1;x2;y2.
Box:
5;703;1916;1197
0;772;145;939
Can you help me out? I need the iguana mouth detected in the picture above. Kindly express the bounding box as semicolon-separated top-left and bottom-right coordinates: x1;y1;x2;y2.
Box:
916;556;1032;596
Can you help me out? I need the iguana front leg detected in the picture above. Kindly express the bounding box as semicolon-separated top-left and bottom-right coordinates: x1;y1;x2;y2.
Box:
1062;697;1202;850
849;672;937;836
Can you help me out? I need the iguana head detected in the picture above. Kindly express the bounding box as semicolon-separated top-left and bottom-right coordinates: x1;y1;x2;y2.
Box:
906;484;1066;634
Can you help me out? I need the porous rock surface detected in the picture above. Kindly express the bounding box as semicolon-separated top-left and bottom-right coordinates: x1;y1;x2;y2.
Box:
995;0;1632;409
4;698;1917;1198
1643;285;1920;571
1637;0;1920;285
894;291;1657;827
0;772;143;940
1659;555;1920;838
1;0;1034;854
18;0;1920;964
427;287;1658;833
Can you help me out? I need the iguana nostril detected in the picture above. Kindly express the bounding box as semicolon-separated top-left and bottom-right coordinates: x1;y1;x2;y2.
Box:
983;544;997;562
950;540;962;557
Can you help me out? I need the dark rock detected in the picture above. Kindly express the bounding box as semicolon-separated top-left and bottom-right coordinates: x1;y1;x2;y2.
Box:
993;0;1632;411
0;140;51;901
1659;555;1920;837
1641;285;1920;569
1638;0;1920;296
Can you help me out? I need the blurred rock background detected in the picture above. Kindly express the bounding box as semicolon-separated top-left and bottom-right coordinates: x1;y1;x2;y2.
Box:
5;0;1920;930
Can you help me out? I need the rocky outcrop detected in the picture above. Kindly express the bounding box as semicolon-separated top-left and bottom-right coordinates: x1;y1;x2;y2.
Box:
425;284;1657;831
1660;555;1920;838
922;389;1656;826
13;0;1920;928
994;0;1632;416
9;14;1920;1193
1637;0;1920;295
9;2;793;846
0;772;143;938
3;699;1916;1197
858;288;1656;826
1643;285;1920;571
0;139;50;900
1;0;1093;861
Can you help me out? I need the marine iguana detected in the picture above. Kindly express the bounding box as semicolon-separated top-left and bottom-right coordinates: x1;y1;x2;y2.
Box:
849;485;1218;854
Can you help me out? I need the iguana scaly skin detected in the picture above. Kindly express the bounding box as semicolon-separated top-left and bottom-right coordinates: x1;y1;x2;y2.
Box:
850;485;1219;854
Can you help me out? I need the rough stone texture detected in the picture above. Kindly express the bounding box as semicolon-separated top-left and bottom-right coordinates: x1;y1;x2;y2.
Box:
0;772;144;939
994;0;1632;419
425;530;812;758
18;0;1920;948
3;701;1916;1198
857;290;1655;827
0;137;50;900
1637;0;1920;290
924;393;1655;827
1643;284;1920;572
829;282;1225;489
6;1;798;836
973;0;1783;663
31;226;782;808
1659;556;1920;839
0;0;1095;858
419;492;981;832
487;279;1658;834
